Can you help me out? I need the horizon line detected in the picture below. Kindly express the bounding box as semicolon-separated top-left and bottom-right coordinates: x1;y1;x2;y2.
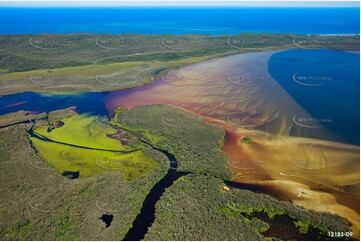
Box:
0;1;359;8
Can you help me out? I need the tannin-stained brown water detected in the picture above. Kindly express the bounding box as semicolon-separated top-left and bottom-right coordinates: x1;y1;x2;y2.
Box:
104;51;360;238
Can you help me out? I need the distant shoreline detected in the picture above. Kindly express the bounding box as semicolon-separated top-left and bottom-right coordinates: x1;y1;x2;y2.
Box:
1;32;360;36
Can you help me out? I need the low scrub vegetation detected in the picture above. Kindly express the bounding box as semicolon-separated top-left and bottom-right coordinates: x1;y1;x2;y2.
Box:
115;104;232;180
146;174;352;240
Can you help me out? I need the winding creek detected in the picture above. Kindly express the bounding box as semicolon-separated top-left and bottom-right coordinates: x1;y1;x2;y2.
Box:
123;149;187;241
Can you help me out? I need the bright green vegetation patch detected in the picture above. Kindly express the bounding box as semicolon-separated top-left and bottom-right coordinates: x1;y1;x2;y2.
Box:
33;113;129;150
240;136;252;144
146;174;352;241
115;104;232;180
294;220;309;234
30;138;158;180
29;111;161;179
0;124;168;240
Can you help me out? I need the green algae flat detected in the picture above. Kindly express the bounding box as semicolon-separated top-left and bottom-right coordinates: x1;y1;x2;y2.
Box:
29;111;159;179
30;137;159;180
33;113;129;150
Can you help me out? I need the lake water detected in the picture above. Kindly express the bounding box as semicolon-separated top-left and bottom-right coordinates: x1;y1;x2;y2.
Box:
268;49;360;145
0;7;359;35
0;92;108;116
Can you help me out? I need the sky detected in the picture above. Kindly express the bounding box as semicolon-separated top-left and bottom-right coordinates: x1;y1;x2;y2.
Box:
0;1;359;7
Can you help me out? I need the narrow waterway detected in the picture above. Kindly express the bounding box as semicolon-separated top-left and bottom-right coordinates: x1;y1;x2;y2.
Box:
123;148;188;241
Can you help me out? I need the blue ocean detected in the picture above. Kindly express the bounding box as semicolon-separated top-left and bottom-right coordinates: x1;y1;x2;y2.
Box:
0;7;359;35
